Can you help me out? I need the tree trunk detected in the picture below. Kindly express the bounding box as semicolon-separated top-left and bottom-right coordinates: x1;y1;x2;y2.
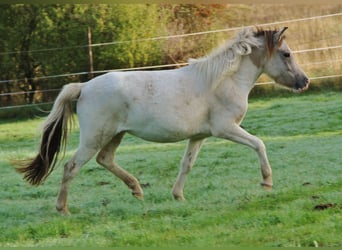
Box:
17;6;38;104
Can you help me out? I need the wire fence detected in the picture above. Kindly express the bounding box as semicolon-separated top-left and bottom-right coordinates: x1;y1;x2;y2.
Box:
0;44;341;85
1;12;341;56
0;12;341;111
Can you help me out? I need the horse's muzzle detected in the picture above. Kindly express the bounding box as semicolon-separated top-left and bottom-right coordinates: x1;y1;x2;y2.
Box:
294;77;310;92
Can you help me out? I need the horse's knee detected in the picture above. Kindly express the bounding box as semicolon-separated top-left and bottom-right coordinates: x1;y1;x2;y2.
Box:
253;138;266;153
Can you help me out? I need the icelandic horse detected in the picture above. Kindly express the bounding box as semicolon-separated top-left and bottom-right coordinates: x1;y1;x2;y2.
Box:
16;27;309;215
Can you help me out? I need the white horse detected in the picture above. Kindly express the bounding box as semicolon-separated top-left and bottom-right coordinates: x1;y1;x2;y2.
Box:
16;27;309;215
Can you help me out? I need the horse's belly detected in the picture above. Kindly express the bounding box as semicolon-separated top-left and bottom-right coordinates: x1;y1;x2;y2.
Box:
124;112;210;143
127;128;209;143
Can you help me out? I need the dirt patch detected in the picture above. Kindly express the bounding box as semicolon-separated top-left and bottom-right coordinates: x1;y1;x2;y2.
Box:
313;203;337;211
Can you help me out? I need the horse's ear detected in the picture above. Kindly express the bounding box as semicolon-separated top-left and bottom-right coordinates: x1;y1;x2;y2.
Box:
273;27;288;44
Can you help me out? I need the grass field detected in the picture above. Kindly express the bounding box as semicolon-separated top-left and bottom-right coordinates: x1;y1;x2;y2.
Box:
0;91;341;247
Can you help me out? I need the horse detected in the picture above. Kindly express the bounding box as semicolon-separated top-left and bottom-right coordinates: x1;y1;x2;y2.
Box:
15;27;309;215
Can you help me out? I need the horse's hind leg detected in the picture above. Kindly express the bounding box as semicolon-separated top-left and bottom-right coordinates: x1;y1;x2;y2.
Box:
96;132;143;200
56;146;97;215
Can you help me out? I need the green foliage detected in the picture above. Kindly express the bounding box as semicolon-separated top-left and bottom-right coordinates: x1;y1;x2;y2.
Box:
92;4;167;69
0;91;341;247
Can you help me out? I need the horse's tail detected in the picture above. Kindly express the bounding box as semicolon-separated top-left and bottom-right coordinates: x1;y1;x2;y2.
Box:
16;83;84;186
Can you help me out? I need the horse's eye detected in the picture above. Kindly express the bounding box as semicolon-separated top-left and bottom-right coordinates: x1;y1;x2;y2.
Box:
283;52;291;58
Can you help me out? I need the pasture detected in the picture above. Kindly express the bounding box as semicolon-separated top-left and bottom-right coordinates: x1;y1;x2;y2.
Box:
0;91;341;247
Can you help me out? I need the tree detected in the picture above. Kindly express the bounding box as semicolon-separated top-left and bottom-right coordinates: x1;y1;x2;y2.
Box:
0;5;40;104
91;4;168;70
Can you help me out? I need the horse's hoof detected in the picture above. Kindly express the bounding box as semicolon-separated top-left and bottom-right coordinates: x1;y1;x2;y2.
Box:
261;182;273;191
56;205;71;216
132;191;144;201
173;193;185;201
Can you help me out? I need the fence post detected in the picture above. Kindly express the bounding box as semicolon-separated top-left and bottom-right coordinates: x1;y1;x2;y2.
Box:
88;26;94;79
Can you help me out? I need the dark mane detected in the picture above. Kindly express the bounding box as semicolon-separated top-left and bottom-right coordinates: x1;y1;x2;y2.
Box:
254;27;285;57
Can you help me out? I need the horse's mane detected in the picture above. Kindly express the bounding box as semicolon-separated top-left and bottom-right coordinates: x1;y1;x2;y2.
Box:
254;27;285;57
189;27;275;88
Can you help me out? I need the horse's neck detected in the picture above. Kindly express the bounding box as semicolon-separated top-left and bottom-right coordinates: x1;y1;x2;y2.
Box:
188;52;264;94
230;55;264;92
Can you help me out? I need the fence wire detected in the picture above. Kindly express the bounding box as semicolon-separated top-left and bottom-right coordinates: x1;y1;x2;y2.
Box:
1;12;341;110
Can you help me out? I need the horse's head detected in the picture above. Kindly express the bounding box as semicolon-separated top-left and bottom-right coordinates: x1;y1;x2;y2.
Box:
257;27;310;92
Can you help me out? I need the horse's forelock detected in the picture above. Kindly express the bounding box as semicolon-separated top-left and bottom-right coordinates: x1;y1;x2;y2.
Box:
254;27;285;57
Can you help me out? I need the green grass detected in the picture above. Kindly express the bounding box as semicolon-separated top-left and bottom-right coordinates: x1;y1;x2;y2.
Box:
0;91;341;247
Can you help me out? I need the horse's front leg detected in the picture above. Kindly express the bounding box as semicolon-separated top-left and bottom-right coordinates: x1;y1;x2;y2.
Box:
213;124;273;190
172;138;205;200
